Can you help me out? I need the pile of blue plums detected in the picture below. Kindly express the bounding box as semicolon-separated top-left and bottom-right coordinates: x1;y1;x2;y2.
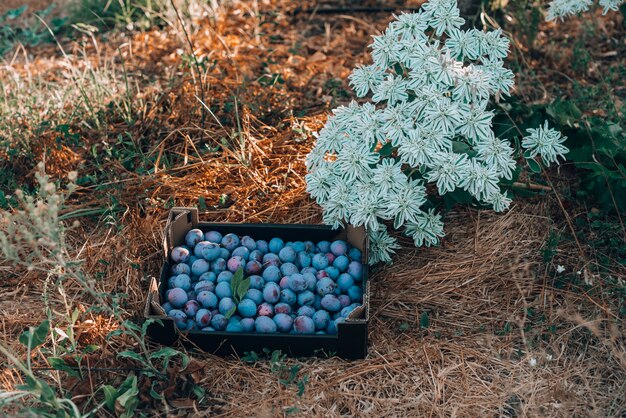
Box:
161;229;364;334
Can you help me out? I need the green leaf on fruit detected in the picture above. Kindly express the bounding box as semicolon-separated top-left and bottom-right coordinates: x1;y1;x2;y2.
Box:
231;267;244;302
237;278;251;301
224;305;237;320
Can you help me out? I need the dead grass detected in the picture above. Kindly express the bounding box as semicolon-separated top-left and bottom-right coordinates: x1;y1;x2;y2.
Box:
0;0;625;417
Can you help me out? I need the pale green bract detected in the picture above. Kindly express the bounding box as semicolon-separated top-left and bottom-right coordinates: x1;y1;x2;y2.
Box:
547;0;624;20
305;0;569;265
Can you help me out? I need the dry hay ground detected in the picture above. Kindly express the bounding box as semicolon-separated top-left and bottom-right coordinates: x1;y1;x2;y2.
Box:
0;1;625;417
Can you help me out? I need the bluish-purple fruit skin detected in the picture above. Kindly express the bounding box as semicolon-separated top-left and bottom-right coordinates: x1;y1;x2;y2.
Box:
338;294;351;308
248;275;265;290
191;259;211;276
185;229;204;247
262;265;281;283
316;241;331;253
187;319;199;330
217;271;233;283
297;305;316;318
257;302;275;317
279;276;289;290
262;253;280;267
324;266;340;280
241;236;256;251
303;273;317;292
325;319;338;335
291;241;306;253
171;263;191;276
196;291;218;309
161;302;174;314
330;240;349;256
198;271;217;283
227;256;244;273
316;277;335;297
211;314;228;331
195;241;220;261
262;282;281;304
274;303;292;315
255;240;269;254
280;289;297;306
238;299;257;318
245;260;262;276
301;266;317;275
218;297;236;316
211;258;227;274
347;261;363;281
337;273;355;292
312;253;329;270
249;250;264;263
232;246;250;261
255;316;277;333
280;263;299;277
312;310;330;330
195;309;212;327
316;270;329;280
293;316;315;334
219;248;231;260
268;237;284;254
201;327;215;332
333;255;350;272
167;288;188;308
187;290;196;300
347;248;362;262
240;317;255;332
297;290;315;306
244;288;264;305
321;294;341;312
183;300;200;317
347;285;363;303
171;246;190;263
221;233;240;252
215;282;232;299
325;252;336;265
204;230;223;244
313;295;323;310
273;313;294;333
168;276;177;289
304;241;316;252
296;252;312;268
168;309;187;329
287;273;307;293
278;247;296;263
173;274;191;291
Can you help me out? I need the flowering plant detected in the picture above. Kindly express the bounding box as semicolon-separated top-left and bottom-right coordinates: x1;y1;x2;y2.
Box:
547;0;624;20
305;0;570;264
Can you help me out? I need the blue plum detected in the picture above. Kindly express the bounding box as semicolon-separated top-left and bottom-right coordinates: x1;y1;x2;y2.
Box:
304;241;316;252
245;260;263;276
211;258;227;274
257;302;275;317
324;266;340;280
227;256;244;273
171;263;191;276
167;288;188;308
219;248;231;260
321;294;341;312
262;265;281;283
218;297;236;316
191;259;211;276
347;247;362;262
198;271;217;283
195;241;221;261
312;310;330;330
293;316;315;334
195;308;212;327
347;261;363;281
278;247;296;263
211;314;228;331
217;271;233;283
173;274;191;291
330;240;349;256
185;228;204;247
187;290;196;300
333;255;350;272
221;233;240;252
168;309;187;329
215;282;233;299
244;288;263;305
280;289;297;306
232;246;250;261
280;263;299;277
312;295;323;310
249;250;264;263
274;302;292;315
279;276;289;290
241;236;257;251
238;299;257;318
255;240;269;254
303;273;317;292
287;273;306;293
171;247;190;263
248;275;265;290
204;230;223;244
167;276;177;289
197;291;218;309
183;300;200;317
291;241;306;253
273;313;294;333
262;252;281;267
312;253;329;270
316;277;336;297
240;317;255;332
347;285;363;303
340;303;360;318
337;273;355;292
161;302;174;314
338;294;351;308
255;316;277;333
296;252;312;269
316;241;331;253
297;305;315;318
297;290;315;306
325;319;338;335
262;282;281;304
269;237;284;254
325;252;336;265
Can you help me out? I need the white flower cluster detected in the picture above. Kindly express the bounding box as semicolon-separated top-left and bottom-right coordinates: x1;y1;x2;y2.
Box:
305;0;569;265
547;0;624;20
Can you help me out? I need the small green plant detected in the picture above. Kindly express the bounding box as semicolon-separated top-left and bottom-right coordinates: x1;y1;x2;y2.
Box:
242;349;309;397
0;5;68;56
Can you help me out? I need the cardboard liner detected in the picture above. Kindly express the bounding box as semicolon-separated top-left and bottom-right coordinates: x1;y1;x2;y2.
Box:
145;207;370;359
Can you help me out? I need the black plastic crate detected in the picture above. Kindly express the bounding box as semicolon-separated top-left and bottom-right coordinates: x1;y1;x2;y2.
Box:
144;207;370;359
